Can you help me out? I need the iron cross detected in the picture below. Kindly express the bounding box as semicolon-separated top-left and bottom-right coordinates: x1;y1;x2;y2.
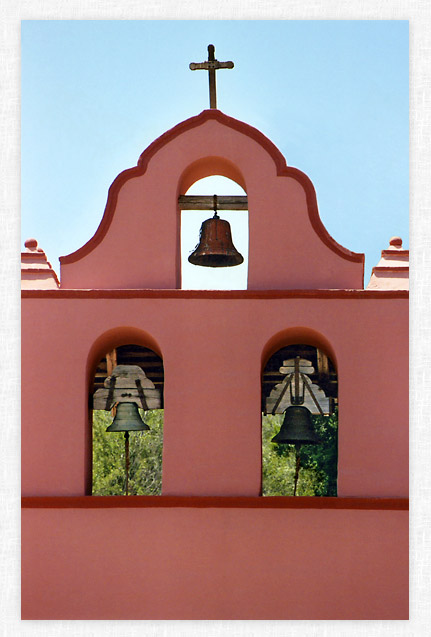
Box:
189;44;234;109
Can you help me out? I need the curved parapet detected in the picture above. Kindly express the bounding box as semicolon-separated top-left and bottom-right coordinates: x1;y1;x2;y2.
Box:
60;110;364;290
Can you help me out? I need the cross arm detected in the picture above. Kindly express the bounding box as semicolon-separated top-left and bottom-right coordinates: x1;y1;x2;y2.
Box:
189;62;209;70
190;61;234;70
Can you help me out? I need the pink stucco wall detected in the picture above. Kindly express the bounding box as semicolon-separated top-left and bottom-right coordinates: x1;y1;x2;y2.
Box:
21;291;408;499
21;503;408;619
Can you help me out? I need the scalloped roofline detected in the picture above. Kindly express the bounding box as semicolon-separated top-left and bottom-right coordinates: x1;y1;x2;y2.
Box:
60;109;364;267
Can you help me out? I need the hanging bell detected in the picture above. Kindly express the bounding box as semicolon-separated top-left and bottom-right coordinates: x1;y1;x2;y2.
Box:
188;195;244;268
271;406;320;445
106;402;150;432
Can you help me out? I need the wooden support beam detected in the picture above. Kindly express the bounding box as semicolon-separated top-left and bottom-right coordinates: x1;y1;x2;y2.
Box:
178;195;248;210
94;370;164;380
118;351;161;359
317;349;330;382
106;349;117;376
96;361;163;376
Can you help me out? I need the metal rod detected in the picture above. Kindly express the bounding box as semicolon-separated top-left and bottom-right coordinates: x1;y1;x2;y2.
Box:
294;357;300;403
135;378;149;410
213;194;219;218
125;431;130;496
105;376;116;411
271;374;293;414
301;373;325;415
293;443;301;496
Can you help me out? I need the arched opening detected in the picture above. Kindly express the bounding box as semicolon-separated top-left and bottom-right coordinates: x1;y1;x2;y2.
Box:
262;342;338;496
90;343;164;495
180;175;248;290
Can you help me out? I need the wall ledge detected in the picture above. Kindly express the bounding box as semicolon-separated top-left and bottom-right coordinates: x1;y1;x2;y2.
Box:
21;496;409;510
22;289;409;300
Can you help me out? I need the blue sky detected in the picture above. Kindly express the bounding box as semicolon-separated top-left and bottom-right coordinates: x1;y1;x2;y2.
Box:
21;20;409;288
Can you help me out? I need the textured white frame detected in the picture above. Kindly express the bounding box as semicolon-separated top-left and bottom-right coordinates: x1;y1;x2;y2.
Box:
3;4;425;636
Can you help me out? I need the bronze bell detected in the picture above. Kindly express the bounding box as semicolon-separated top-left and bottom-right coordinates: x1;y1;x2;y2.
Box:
188;195;244;268
272;406;320;445
106;402;150;432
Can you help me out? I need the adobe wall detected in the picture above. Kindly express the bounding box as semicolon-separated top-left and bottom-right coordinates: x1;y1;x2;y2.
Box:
21;291;408;498
21;503;408;619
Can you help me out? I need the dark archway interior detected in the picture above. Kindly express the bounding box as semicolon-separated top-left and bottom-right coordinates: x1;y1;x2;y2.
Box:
92;344;164;408
262;344;337;413
91;343;164;496
262;343;339;497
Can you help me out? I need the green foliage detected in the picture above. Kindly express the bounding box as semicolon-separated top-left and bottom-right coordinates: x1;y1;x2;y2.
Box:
93;408;338;497
92;409;163;495
262;411;338;496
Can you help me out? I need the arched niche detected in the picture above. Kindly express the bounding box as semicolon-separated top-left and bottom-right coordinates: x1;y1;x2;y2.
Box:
261;328;338;497
180;173;248;290
178;155;247;194
87;328;164;496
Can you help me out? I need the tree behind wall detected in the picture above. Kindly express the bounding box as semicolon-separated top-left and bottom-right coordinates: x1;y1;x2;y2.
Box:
262;411;338;496
92;409;338;496
92;409;163;495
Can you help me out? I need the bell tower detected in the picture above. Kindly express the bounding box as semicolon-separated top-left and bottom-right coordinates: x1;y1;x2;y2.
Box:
21;43;408;621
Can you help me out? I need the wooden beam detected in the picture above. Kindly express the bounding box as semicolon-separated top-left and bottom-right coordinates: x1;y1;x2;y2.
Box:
112;350;160;358
101;358;163;376
93;379;164;387
106;349;117;376
317;349;330;382
189;44;234;110
94;370;164;379
178;195;248;210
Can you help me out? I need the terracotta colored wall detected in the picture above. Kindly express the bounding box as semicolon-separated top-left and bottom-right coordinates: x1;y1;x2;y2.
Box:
21;293;408;498
21;505;408;619
59;112;363;290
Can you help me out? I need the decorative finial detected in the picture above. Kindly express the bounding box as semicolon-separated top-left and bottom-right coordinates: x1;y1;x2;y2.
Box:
389;237;403;249
189;44;234;109
24;238;38;251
